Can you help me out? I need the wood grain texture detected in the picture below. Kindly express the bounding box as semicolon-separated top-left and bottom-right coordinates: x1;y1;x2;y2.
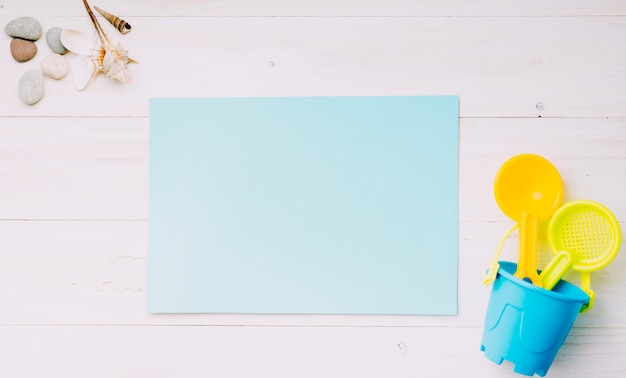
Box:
2;118;624;221
0;220;623;329
0;325;624;377
2;13;626;117
2;0;626;17
1;1;625;376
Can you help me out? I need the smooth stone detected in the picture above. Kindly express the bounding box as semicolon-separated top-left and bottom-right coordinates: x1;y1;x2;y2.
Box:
41;54;68;79
10;38;38;62
5;16;42;41
18;69;45;105
46;27;68;54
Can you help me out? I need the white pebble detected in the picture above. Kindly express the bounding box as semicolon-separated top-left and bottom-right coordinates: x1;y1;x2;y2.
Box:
41;53;68;79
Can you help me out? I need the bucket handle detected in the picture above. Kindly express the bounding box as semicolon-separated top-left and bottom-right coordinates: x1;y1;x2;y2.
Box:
580;272;595;313
484;223;518;286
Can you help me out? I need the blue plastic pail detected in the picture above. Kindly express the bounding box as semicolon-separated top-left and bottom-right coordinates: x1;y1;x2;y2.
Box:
480;261;589;377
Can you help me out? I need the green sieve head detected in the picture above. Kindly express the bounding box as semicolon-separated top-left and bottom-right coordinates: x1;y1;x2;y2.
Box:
548;200;622;272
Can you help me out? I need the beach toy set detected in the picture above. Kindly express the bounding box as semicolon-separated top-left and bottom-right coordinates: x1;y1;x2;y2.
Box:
480;154;622;376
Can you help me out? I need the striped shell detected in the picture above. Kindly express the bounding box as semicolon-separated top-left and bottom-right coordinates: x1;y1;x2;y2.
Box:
94;5;132;34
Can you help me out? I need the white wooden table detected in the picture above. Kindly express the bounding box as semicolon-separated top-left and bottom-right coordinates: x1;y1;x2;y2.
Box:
1;1;625;376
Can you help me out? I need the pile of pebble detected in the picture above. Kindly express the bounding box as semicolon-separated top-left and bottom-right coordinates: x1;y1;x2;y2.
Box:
5;16;71;105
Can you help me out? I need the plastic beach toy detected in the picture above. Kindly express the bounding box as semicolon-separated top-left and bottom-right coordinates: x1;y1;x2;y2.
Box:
540;200;622;312
483;223;517;285
493;154;563;286
481;261;589;377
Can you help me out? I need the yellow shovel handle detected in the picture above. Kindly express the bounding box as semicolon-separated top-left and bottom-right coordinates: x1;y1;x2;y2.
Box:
514;212;543;287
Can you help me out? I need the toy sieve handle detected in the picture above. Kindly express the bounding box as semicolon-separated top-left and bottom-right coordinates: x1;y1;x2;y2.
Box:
539;251;573;290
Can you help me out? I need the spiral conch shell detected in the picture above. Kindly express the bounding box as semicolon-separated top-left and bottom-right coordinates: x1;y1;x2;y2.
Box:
94;5;131;34
82;0;137;84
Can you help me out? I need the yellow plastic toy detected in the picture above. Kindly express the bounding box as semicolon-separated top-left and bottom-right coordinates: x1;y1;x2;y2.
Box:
540;200;622;312
483;223;517;286
493;154;563;287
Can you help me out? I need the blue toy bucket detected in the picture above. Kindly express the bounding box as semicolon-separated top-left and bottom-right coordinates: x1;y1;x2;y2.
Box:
480;261;589;377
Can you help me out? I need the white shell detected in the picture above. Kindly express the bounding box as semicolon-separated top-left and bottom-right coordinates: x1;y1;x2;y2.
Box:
60;29;96;56
71;54;97;90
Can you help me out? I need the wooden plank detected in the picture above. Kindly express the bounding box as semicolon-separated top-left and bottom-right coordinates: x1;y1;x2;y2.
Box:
460;117;626;222
0;117;147;220
2;16;626;118
2;117;625;221
0;220;623;328
0;325;623;377
1;0;626;17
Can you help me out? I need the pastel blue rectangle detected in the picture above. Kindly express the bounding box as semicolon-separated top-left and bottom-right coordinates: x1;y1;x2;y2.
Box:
148;96;458;315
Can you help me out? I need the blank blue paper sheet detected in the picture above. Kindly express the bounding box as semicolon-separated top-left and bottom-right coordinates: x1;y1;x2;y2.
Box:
148;96;458;315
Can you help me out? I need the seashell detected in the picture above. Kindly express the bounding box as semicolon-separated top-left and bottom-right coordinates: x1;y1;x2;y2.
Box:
81;0;137;83
60;28;96;56
102;44;132;82
94;5;131;34
71;54;97;90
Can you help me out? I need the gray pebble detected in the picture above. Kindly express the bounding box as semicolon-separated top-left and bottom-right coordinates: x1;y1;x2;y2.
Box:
18;69;45;105
5;16;42;41
46;27;68;54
